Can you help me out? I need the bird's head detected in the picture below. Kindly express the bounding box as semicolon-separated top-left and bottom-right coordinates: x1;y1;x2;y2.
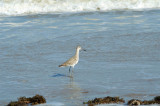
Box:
77;46;86;51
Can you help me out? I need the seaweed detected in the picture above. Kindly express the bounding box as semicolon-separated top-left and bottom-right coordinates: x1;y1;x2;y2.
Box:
83;96;125;105
128;96;160;105
7;94;46;106
127;99;141;105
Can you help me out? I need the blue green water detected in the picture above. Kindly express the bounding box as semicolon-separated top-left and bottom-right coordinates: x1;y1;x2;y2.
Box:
0;10;160;105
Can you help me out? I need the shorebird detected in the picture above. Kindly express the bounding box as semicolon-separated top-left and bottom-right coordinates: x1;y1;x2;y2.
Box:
59;46;86;76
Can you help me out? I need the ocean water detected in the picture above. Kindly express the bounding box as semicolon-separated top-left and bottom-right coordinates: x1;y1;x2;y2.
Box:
0;0;160;106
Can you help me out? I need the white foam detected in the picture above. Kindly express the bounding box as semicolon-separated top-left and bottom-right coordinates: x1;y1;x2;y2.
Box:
0;0;160;15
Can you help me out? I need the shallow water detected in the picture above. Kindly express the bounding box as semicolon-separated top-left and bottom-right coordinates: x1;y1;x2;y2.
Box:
0;9;160;105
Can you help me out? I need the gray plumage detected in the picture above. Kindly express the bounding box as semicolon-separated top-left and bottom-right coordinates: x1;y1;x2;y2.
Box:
59;46;81;68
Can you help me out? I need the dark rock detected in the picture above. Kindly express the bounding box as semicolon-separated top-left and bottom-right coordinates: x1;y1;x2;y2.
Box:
7;101;27;106
29;94;46;105
128;96;160;105
127;99;141;105
7;94;46;106
142;100;156;105
154;96;160;103
84;96;125;105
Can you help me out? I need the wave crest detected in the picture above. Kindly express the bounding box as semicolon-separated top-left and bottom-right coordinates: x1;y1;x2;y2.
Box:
1;0;160;15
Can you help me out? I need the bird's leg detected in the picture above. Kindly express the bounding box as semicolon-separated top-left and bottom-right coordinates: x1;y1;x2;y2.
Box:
69;66;71;76
72;67;74;74
69;66;71;73
70;67;74;77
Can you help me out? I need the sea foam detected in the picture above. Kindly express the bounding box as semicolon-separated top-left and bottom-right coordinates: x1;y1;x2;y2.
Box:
0;0;160;15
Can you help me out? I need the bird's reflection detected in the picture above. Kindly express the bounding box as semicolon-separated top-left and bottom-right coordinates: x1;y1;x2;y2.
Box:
61;75;83;105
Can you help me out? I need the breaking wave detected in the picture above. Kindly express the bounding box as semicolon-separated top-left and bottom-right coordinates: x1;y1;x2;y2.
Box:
0;0;160;15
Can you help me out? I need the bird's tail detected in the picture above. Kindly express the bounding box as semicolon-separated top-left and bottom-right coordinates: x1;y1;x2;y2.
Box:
59;64;64;67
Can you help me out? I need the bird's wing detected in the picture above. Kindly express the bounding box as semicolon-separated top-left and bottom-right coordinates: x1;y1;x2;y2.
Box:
59;56;77;67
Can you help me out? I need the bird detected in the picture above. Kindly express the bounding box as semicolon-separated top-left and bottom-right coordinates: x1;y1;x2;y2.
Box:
59;46;86;76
